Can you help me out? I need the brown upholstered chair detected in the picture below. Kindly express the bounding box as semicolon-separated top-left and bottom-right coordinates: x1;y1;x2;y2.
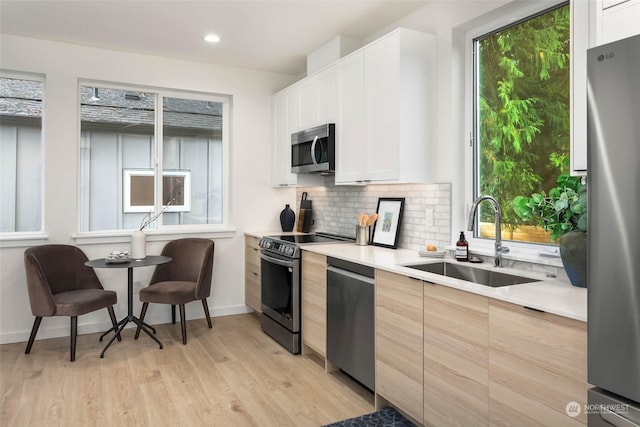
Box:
24;245;119;361
135;238;214;345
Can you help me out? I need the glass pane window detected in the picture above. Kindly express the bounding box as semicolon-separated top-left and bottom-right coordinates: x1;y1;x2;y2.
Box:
79;84;226;232
473;2;570;245
162;97;223;226
0;75;44;233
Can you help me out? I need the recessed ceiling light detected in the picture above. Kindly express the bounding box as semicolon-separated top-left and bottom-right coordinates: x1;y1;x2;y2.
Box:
204;34;221;43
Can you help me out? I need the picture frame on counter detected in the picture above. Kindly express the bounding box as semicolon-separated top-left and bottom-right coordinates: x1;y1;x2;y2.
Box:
371;197;405;249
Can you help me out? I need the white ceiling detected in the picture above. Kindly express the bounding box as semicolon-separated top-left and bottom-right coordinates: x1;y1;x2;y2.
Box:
0;0;430;76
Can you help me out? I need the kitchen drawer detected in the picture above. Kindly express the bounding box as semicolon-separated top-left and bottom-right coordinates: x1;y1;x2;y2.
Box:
245;236;261;313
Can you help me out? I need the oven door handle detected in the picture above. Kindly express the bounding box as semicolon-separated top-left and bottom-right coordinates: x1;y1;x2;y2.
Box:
260;252;294;268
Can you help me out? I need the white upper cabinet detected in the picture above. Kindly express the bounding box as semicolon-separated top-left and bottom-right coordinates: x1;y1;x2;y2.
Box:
335;51;367;183
272;89;297;186
570;0;590;174
599;0;640;44
272;28;435;187
570;0;639;175
291;65;337;133
336;28;436;185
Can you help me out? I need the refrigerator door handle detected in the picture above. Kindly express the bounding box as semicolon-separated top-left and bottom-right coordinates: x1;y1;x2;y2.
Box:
600;407;639;427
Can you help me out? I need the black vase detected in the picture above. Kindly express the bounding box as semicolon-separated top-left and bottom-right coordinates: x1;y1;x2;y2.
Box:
280;204;295;232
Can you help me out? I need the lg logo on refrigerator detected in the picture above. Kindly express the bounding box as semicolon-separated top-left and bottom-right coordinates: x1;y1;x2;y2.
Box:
597;52;615;62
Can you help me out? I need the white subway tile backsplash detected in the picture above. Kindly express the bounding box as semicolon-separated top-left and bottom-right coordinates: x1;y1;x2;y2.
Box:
296;181;452;251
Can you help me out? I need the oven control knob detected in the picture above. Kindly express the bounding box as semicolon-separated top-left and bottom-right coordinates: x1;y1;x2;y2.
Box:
286;247;294;256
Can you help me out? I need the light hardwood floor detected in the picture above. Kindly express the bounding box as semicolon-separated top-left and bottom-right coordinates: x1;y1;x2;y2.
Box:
1;314;374;426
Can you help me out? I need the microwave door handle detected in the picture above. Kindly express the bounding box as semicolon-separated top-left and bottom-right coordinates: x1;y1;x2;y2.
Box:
310;135;319;166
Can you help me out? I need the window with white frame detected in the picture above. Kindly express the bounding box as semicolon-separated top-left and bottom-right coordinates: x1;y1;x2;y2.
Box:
78;84;229;232
0;74;44;234
470;1;571;246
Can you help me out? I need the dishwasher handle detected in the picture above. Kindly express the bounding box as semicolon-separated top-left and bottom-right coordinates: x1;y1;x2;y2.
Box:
327;265;375;286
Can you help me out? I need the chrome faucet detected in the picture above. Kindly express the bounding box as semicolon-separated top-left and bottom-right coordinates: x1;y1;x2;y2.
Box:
467;195;509;267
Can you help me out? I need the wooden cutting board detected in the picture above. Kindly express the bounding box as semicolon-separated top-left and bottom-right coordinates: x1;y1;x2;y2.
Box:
297;192;312;232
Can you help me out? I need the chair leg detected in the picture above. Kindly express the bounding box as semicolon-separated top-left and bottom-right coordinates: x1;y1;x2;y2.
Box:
179;304;187;345
25;316;42;354
70;316;77;362
171;305;176;324
202;299;212;329
135;302;149;340
107;306;122;342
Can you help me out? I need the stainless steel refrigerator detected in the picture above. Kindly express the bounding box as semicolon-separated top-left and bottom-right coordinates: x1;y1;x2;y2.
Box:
587;33;640;426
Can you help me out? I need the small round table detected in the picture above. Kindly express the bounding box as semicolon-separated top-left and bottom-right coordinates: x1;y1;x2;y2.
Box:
85;255;172;358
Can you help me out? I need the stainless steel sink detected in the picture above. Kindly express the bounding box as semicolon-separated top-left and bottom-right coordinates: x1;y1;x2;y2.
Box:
402;262;540;287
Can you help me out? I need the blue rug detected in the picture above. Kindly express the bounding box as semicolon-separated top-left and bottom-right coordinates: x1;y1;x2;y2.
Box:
323;407;416;427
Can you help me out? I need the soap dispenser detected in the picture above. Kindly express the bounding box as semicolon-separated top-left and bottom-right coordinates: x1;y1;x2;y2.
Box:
455;231;469;262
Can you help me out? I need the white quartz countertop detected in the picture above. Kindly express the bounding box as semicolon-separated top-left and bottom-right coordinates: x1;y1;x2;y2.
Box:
301;243;587;322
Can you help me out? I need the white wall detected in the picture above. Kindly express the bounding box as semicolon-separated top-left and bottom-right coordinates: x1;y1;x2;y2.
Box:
0;34;297;344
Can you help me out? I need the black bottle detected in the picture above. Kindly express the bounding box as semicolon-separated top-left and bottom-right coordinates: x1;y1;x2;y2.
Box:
455;231;469;262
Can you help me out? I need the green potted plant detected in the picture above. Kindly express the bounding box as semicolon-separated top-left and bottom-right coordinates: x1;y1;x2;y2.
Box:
512;174;587;287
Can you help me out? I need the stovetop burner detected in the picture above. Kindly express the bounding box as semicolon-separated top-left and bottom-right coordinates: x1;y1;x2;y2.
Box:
270;232;353;245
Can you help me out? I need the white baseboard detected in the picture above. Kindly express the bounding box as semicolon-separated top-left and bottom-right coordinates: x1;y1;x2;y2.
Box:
0;304;253;345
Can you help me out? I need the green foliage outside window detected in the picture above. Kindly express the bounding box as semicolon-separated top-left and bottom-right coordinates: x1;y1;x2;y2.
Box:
476;3;570;243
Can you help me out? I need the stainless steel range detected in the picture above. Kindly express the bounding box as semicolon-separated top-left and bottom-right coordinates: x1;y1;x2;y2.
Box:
258;232;353;354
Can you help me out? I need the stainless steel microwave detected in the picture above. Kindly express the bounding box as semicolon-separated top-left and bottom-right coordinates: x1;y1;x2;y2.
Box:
291;123;335;175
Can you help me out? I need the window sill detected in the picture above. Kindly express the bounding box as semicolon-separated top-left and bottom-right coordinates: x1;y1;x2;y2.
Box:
72;226;236;245
447;240;564;268
0;232;50;248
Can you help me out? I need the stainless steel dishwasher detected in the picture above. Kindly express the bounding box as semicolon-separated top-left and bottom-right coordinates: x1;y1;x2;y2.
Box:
326;257;375;391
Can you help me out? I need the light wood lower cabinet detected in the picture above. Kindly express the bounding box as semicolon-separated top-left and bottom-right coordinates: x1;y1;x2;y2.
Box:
301;252;327;356
488;300;588;426
375;270;424;424
304;259;587;427
244;236;261;313
423;284;489;427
